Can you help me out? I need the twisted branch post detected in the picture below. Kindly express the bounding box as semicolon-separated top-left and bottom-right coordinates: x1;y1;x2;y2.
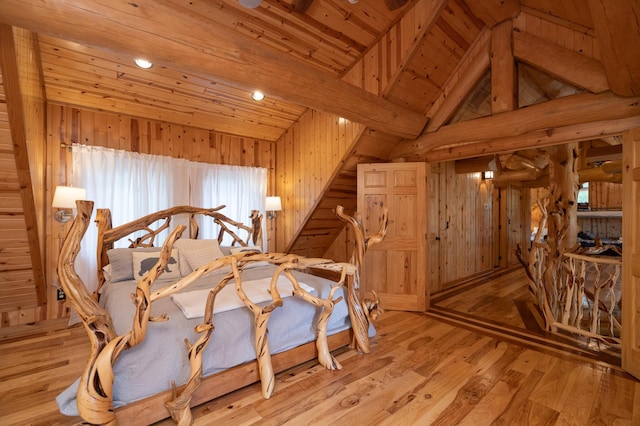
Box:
335;205;388;353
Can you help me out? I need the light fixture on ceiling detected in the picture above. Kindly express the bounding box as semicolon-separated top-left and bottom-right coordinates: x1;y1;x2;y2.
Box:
134;58;153;69
52;185;87;223
251;90;265;101
239;0;262;8
265;196;282;220
348;0;359;3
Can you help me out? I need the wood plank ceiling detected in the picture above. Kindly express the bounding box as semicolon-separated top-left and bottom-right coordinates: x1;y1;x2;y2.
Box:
33;0;415;142
11;0;620;143
0;0;638;278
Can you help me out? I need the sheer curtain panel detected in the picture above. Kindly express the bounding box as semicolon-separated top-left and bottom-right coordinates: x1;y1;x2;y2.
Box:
71;144;266;293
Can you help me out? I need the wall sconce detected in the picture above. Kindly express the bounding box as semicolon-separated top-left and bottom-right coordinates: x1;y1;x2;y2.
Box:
482;170;494;180
52;185;86;223
265;196;282;220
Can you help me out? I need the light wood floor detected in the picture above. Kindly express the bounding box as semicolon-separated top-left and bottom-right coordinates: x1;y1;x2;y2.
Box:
1;270;639;425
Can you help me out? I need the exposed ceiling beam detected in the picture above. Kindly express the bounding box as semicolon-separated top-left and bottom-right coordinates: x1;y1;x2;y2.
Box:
422;116;640;163
424;27;490;132
585;144;623;163
454;155;493;174
587;0;640;96
491;20;517;114
391;91;640;161
513;31;609;94
0;24;46;306
0;0;427;139
464;0;520;28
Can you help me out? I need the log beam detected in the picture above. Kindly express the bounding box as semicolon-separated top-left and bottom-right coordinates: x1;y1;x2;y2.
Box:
424;116;640;163
585;144;623;163
513;31;610;94
454;155;493;174
391;91;640;160
0;0;426;139
424;27;490;132
0;24;46;306
491;20;517;114
587;0;640;96
464;0;520;28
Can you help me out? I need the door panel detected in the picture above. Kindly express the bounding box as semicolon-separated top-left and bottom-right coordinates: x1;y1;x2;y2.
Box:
622;127;640;379
358;162;428;311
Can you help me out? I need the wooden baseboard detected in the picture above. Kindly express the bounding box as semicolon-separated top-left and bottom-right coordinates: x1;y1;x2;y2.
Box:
115;329;352;425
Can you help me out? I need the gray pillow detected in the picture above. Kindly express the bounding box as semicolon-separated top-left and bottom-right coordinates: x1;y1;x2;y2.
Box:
107;247;163;282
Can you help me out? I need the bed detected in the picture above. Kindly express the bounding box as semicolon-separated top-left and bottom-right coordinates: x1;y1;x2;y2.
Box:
55;201;385;425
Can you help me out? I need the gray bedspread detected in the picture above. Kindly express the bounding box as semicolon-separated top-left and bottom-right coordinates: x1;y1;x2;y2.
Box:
57;265;361;415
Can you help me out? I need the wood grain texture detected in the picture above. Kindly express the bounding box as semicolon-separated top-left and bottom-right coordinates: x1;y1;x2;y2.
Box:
1;292;638;425
0;25;45;319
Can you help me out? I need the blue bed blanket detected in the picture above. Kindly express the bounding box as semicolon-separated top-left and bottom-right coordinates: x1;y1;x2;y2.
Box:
57;265;365;416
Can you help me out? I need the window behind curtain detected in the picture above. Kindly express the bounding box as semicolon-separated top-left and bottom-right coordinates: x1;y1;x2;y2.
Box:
71;144;267;292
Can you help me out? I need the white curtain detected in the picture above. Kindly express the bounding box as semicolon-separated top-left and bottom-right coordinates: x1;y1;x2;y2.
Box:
71;144;266;292
189;162;267;244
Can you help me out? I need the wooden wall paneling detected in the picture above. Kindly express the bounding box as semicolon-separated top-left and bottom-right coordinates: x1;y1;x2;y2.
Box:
590;181;623;209
428;164;442;292
587;0;640;97
513;11;601;62
0;25;46;327
47;105;72;321
275;109;363;254
42;104;276;323
622;126;640;379
13;28;47;267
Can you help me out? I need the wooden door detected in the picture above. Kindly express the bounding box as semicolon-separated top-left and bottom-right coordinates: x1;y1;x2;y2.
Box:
622;127;640;379
357;162;428;311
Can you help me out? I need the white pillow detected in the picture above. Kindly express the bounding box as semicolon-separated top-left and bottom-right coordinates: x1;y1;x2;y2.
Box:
131;249;180;281
174;239;225;276
184;247;233;274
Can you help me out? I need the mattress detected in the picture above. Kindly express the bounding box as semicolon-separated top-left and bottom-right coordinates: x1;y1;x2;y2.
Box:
57;264;357;415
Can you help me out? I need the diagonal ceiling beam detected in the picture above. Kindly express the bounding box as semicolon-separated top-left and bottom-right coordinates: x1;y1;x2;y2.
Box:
0;24;46;306
0;0;427;139
513;31;609;94
464;0;520;28
424;27;490;132
587;0;640;96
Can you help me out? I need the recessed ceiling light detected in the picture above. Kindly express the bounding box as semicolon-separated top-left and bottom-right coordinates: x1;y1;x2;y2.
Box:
251;91;265;101
134;58;153;69
239;0;262;8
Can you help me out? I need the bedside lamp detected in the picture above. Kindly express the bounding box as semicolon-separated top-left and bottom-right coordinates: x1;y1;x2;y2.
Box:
265;196;282;220
52;185;86;223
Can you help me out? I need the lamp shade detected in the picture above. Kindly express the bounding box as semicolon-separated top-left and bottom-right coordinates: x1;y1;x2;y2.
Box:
52;186;86;209
265;196;282;212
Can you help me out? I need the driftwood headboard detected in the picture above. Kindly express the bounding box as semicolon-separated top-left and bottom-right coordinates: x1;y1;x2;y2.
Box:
93;205;263;297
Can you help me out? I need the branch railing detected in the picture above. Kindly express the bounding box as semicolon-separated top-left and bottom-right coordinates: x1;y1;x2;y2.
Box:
518;233;622;347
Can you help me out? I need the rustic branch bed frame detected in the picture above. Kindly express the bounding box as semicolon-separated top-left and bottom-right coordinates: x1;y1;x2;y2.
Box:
57;201;386;425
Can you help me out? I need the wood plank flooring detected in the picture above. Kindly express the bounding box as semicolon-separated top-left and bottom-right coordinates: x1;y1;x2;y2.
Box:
1;272;638;425
430;267;623;364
